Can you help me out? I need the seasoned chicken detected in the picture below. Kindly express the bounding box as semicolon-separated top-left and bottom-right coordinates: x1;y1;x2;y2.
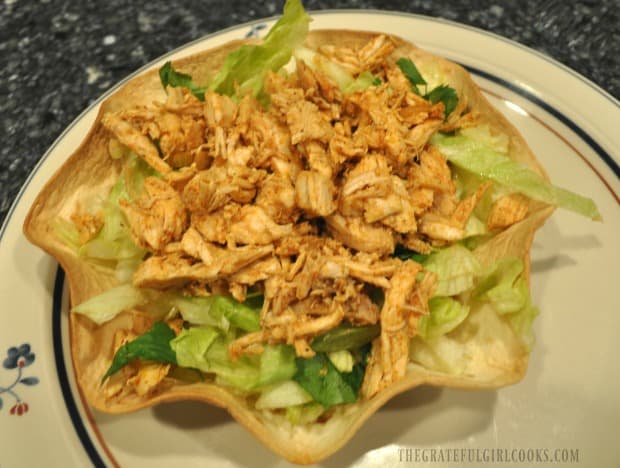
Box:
487;192;529;230
120;177;187;252
326;214;395;255
182;165;265;214
295;170;337;217
102;113;172;174
362;261;424;398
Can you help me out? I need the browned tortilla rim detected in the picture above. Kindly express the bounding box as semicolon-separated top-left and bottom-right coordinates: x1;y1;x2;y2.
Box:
23;29;553;464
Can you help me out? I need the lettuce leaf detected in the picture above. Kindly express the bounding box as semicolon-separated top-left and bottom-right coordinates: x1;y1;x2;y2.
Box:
209;0;311;99
255;380;313;410
475;258;539;350
475;258;529;314
73;284;148;325
418;297;470;340
168;294;260;332
431;132;601;220
343;71;381;93
170;327;296;391
171;327;220;369
293;352;367;408
423;244;481;296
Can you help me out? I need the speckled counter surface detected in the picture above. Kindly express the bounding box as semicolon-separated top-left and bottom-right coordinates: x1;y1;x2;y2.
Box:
1;0;618;227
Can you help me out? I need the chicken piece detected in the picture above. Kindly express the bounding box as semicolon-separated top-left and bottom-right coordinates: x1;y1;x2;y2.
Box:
300;141;334;179
126;362;171;397
182;227;274;274
191;203;239;245
154;111;206;168
120;177;187;252
361;261;421;398
70;206;103;244
229;257;282;285
320;254;398;289
255;173;298;224
248;110;292;162
163;166;197;192
408;145;455;192
487;192;530;230
203;91;237;128
408;187;435;215
451;182;491;227
357;34;396;71
295;170;337;218
134;238;273;289
326;214;395;255
102;113;172;174
182;165;265;214
296;60;342;103
339;154;393;218
378;176;417;234
286;100;334;145
400;233;433;255
418;213;464;242
318;44;362;74
328;133;367;167
406;119;444;154
229;205;293;246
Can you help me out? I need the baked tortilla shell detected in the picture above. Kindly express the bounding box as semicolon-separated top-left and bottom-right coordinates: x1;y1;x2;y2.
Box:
23;29;554;464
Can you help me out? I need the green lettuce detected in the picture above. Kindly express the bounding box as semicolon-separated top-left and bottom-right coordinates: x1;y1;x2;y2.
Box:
209;0;311;99
475;258;539;350
170;327;296;391
431;132;601;220
418;297;470;340
423;244;482;296
255;380;313;410
169;294;261;333
73;284;148;325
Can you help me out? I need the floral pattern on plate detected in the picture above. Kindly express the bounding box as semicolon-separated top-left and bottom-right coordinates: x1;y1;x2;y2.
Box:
1;343;39;415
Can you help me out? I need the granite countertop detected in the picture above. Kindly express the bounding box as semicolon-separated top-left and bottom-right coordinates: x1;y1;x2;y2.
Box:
1;0;618;228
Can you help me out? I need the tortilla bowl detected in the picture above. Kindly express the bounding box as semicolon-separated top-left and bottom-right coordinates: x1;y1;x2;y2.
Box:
23;29;553;464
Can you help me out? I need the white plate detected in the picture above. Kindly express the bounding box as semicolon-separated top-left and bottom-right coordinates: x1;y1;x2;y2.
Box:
1;11;618;468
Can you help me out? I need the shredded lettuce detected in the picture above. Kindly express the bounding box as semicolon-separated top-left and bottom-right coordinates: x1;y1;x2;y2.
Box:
171;327;219;369
418;297;470;340
343;71;381;93
285;403;325;425
474;258;539;350
423;244;482;297
209;0;311;99
508;302;539;351
475;258;529;314
327;350;355;373
170;327;296;391
431;132;601;220
255;380;313;410
294;46;354;90
73;284;148;325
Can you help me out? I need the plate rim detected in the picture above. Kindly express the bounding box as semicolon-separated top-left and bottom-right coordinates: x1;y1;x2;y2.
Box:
1;10;619;467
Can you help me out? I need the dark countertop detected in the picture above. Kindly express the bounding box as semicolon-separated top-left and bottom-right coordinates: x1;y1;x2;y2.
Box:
1;0;618;228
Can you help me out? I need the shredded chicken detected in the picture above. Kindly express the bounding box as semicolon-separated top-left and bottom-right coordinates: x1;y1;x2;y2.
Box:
94;33;528;401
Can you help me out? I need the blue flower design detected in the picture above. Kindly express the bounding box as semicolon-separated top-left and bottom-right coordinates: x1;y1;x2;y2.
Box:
245;23;267;39
3;344;35;369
